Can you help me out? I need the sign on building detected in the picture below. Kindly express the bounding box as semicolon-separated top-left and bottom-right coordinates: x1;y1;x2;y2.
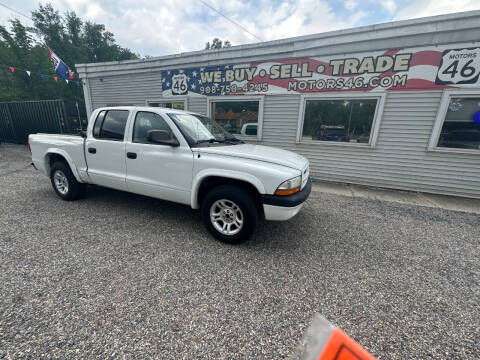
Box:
161;43;480;96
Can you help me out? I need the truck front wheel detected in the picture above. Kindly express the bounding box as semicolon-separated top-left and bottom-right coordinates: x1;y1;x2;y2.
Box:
50;162;85;201
201;185;258;244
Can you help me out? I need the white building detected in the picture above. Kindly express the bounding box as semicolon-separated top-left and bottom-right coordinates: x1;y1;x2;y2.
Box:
77;11;480;199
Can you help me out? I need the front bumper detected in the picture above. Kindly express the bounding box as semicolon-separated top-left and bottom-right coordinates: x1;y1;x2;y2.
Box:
262;178;312;221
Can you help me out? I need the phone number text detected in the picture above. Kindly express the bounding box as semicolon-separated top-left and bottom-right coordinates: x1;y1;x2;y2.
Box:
199;83;268;95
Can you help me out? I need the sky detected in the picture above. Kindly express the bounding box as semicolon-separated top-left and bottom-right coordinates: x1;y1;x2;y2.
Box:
1;0;480;58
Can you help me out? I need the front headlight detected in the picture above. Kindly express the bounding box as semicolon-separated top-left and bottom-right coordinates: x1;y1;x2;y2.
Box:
274;175;302;196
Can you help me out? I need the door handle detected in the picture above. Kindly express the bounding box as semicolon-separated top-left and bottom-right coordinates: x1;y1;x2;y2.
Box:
88;147;96;154
127;152;137;159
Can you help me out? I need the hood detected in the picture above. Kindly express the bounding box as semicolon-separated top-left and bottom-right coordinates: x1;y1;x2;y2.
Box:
197;144;308;171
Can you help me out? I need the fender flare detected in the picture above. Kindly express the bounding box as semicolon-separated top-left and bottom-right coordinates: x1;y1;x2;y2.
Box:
44;148;83;183
191;169;265;209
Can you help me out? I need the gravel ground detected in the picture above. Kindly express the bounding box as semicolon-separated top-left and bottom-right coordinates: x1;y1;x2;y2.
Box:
0;143;479;359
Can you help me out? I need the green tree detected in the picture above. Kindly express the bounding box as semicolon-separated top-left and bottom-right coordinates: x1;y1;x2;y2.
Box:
0;3;139;102
205;38;232;50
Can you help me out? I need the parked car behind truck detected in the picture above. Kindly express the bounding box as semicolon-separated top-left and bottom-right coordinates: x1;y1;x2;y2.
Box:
29;107;311;243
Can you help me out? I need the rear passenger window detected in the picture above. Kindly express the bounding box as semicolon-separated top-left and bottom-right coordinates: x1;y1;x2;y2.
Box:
133;112;171;143
96;110;129;140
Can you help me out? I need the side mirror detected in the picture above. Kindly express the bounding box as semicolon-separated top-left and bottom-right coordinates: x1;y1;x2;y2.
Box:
147;130;180;147
79;130;87;138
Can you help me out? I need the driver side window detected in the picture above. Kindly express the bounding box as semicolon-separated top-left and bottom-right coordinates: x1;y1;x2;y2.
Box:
133;112;171;143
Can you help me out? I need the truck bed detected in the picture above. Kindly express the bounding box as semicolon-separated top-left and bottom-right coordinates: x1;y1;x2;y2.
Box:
29;133;88;181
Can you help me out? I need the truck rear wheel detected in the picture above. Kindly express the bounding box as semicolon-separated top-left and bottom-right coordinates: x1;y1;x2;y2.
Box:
201;185;258;244
50;162;85;201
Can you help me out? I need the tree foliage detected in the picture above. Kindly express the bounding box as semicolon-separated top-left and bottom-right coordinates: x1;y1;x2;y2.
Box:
205;38;232;50
0;3;139;102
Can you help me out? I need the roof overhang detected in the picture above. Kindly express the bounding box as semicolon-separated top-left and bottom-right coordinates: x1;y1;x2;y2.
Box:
76;10;480;79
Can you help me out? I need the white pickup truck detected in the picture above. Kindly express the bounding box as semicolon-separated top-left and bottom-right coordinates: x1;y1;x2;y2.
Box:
29;106;311;243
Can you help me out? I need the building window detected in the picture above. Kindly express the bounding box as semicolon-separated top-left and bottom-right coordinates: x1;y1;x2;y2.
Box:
149;101;185;110
429;91;480;153
301;98;378;143
210;100;260;137
437;97;480;150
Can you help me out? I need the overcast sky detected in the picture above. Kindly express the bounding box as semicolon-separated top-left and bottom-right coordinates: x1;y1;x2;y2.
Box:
1;0;480;57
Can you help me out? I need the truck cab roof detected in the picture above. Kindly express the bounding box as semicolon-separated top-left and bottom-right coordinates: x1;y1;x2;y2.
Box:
95;106;200;116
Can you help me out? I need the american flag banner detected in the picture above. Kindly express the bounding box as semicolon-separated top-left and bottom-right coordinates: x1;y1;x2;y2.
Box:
47;47;75;81
161;42;480;97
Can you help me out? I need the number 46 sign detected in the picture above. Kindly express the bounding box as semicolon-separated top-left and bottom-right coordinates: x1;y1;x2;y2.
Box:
436;47;480;85
172;74;188;95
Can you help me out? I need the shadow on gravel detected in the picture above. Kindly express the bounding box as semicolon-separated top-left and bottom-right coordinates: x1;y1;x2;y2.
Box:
81;184;307;251
84;184;200;218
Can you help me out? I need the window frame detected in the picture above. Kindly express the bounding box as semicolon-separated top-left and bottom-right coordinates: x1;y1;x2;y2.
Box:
428;89;480;155
92;110;106;138
206;95;264;141
92;109;130;141
146;97;188;110
296;92;386;148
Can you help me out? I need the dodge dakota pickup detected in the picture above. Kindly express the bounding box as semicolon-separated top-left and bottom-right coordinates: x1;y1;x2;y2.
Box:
29;106;311;243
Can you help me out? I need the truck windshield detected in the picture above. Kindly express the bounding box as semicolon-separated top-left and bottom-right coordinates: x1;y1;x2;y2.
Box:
168;113;241;145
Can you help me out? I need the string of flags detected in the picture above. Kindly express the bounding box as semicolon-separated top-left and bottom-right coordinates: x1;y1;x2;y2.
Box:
4;64;80;85
2;45;81;86
2;64;81;86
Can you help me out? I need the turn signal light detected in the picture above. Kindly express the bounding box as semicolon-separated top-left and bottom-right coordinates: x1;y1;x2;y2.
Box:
275;187;300;196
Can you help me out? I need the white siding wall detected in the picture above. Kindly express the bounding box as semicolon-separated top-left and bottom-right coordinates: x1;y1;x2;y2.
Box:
188;96;208;115
89;72;163;109
259;92;480;198
86;82;480;198
88;73;208;115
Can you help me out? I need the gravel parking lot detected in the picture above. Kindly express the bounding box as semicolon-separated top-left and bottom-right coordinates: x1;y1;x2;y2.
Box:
0;143;479;359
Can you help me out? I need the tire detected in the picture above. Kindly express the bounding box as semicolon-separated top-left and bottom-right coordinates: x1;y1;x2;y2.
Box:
201;185;258;244
50;161;86;201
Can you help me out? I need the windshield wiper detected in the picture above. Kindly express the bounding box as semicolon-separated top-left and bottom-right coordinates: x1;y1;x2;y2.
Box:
225;137;244;144
197;138;225;144
196;137;244;145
